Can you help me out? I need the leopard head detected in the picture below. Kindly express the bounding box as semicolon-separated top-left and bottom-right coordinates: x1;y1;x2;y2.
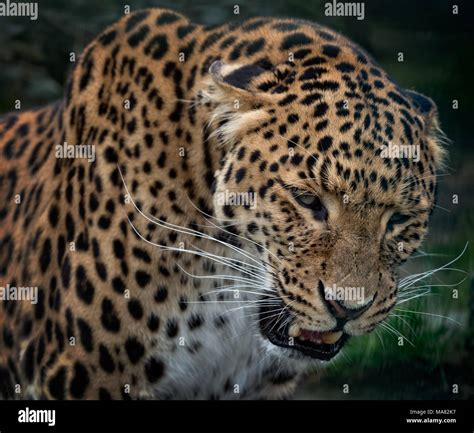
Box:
200;52;445;361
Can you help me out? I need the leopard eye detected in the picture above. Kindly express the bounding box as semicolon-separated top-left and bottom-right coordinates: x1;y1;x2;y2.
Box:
386;212;410;232
296;193;318;207
293;190;328;221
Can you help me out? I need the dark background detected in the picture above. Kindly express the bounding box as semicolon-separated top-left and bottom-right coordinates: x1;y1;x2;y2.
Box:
0;0;472;399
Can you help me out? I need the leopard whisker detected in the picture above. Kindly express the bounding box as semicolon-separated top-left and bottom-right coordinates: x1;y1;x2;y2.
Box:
396;290;433;304
183;191;283;267
388;313;417;335
394;308;462;326
175;262;266;287
379;321;415;347
399;267;467;290
119;165;276;272
398;243;468;289
189;242;268;281
127;217;269;289
397;288;433;299
130;222;268;285
399;276;467;298
207;289;280;301
409;250;450;259
225;302;286;318
374;328;386;352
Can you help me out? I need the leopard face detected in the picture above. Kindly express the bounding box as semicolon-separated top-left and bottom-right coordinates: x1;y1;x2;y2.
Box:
208;49;444;361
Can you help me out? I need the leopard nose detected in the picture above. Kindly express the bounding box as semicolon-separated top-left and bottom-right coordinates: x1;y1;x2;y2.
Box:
318;281;375;325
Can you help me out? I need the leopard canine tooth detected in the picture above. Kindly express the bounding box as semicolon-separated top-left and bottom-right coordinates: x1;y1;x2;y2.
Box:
320;331;343;344
288;324;301;338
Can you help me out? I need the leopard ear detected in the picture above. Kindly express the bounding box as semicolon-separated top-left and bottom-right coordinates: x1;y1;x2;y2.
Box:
403;89;437;122
201;60;284;146
208;60;282;100
403;89;447;168
209;61;264;91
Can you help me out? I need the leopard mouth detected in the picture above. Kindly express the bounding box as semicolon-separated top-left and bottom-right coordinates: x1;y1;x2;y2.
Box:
259;304;348;361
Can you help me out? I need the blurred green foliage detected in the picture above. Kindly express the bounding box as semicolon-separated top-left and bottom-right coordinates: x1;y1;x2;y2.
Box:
0;0;472;399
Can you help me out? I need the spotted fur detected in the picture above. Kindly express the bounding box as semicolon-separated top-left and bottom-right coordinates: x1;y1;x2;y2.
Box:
0;8;444;400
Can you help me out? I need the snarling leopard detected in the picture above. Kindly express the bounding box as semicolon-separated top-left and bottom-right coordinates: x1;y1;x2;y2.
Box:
0;8;445;399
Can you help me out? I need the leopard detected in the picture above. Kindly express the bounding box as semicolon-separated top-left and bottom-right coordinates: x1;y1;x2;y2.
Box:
0;8;445;400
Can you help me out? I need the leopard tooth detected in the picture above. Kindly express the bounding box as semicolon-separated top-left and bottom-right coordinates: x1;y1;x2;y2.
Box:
288;324;301;338
320;331;343;344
